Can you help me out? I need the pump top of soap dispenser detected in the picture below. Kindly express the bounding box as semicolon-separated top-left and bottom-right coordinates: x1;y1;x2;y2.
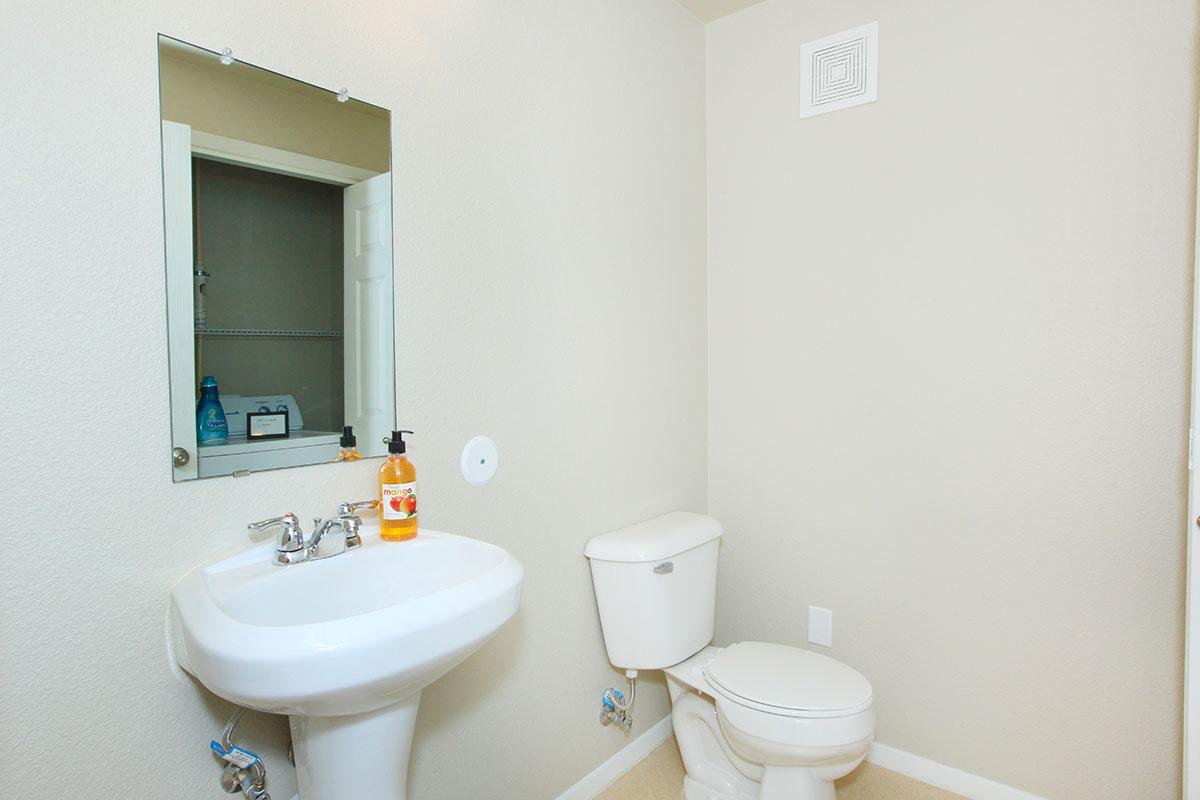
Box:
335;425;364;462
388;430;413;454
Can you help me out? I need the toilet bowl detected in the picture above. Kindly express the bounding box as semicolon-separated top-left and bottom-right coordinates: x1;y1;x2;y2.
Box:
665;643;873;800
586;512;876;800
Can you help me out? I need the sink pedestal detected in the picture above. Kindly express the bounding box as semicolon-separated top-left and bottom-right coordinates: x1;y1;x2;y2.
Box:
290;693;421;799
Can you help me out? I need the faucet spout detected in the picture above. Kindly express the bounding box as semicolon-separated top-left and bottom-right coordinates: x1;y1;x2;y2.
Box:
305;514;363;560
308;518;343;549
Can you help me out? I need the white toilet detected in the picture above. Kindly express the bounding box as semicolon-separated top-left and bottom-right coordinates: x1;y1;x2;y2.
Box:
585;512;875;800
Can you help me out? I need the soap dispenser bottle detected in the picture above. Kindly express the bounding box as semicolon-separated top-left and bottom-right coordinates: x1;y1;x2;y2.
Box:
334;426;363;462
196;375;228;446
378;430;417;541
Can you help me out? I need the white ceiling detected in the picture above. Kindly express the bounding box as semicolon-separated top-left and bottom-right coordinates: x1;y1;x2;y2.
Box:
675;0;770;23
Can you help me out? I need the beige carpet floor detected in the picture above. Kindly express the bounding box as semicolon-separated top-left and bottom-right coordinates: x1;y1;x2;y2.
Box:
595;738;964;800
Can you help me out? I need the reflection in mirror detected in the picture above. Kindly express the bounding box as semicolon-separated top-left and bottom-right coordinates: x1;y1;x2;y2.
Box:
157;35;394;481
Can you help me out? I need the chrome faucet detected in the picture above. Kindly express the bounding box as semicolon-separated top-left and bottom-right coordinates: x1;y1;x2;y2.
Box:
247;513;307;565
248;501;379;566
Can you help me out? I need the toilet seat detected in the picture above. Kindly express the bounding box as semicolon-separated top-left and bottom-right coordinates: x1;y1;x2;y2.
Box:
705;641;873;719
703;642;876;758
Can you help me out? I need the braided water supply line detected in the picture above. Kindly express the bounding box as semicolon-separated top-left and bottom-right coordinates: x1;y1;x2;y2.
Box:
218;707;270;799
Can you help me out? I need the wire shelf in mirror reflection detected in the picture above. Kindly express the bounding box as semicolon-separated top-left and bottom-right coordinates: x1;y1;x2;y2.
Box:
195;328;343;338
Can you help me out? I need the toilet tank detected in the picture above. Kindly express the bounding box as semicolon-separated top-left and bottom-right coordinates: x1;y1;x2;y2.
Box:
585;511;722;671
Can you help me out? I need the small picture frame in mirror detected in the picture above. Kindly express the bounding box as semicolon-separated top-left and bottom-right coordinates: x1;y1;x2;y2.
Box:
246;410;289;440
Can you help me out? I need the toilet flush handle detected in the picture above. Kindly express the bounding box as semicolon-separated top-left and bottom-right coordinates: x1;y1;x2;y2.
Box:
653;561;673;575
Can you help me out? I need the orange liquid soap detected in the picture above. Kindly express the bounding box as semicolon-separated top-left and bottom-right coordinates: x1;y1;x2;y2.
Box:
379;429;418;541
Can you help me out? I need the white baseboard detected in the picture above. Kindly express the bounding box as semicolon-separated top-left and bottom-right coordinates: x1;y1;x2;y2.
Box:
554;715;675;800
551;719;1043;800
868;742;1047;800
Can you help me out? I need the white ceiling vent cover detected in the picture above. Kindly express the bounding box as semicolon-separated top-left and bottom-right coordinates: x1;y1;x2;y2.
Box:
800;21;878;119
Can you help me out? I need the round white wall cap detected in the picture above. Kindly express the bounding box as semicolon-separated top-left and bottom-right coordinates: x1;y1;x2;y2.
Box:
461;435;499;486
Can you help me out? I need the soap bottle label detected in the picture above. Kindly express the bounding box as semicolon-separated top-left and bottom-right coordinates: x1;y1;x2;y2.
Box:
382;482;417;520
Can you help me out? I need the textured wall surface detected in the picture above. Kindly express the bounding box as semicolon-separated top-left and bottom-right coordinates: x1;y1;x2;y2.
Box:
0;1;705;798
706;1;1196;798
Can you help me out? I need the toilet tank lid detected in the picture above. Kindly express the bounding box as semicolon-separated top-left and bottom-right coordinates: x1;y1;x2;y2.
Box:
584;511;722;563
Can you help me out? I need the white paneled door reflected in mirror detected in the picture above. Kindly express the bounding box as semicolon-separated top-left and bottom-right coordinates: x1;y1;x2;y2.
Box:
157;35;395;481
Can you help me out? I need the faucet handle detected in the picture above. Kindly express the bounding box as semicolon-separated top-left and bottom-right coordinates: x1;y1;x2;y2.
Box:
340;514;364;549
337;501;378;548
337;500;379;517
336;503;375;550
248;513;305;553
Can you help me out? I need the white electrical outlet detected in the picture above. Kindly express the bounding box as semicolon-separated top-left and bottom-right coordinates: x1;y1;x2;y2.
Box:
808;606;833;647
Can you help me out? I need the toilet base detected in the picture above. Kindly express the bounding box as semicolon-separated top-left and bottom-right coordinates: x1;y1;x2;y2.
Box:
681;766;841;800
682;763;845;800
671;687;760;800
683;774;758;800
668;679;870;800
759;766;835;800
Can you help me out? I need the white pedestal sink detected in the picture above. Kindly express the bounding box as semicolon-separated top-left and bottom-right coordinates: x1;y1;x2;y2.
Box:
170;525;523;799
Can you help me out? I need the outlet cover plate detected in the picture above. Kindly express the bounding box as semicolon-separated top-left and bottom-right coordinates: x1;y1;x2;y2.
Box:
808;606;833;647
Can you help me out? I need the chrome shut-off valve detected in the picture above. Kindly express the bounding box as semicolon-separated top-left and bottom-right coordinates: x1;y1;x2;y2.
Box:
600;691;634;731
220;763;270;800
599;671;637;731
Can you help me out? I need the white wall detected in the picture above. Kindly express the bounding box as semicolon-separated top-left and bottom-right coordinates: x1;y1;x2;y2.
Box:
0;1;706;798
707;1;1196;798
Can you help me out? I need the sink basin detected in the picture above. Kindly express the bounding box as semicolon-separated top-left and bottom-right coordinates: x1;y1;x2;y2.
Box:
170;525;523;799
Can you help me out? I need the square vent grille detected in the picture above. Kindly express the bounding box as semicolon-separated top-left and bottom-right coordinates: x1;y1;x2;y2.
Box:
800;22;878;118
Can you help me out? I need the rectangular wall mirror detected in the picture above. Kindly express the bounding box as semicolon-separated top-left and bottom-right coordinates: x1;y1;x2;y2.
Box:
157;35;395;481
